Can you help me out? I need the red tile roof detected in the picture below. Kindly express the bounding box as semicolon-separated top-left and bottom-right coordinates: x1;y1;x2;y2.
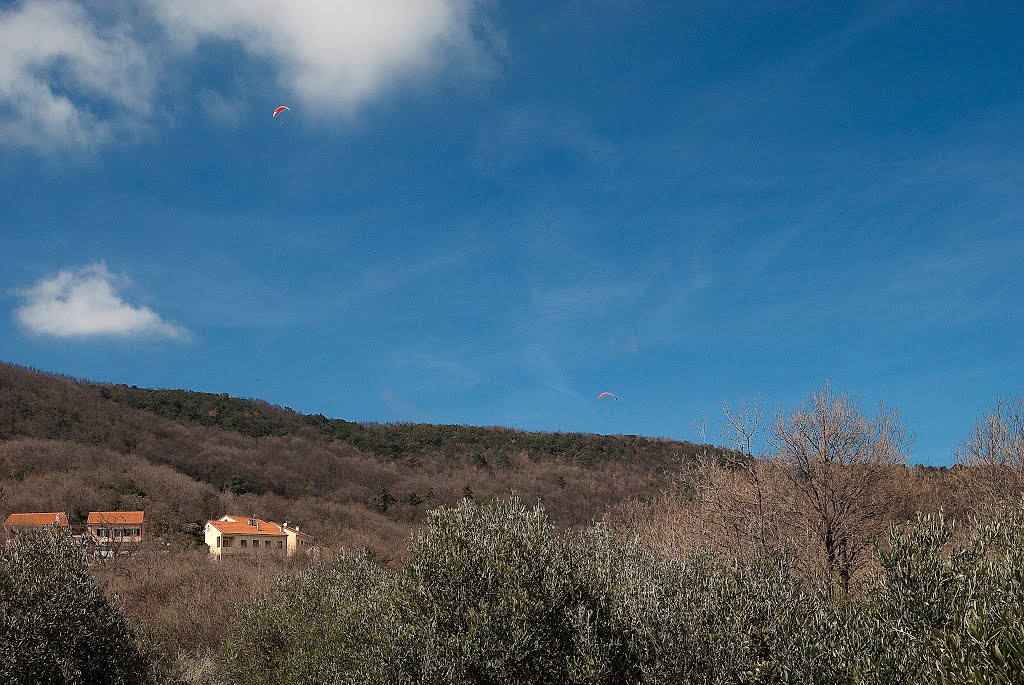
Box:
87;511;145;525
3;512;69;527
208;515;286;536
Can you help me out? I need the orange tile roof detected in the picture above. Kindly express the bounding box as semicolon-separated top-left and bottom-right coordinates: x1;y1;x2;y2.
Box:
87;511;145;525
208;516;286;536
283;525;312;539
3;512;69;527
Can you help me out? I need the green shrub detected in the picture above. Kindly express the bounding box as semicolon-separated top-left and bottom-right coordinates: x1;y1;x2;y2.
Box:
218;550;403;685
0;527;153;685
217;499;1024;684
397;497;585;684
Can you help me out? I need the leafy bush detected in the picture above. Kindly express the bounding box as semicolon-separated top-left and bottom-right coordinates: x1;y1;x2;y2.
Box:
218;550;402;685
865;510;1024;685
220;498;828;684
0;527;153;684
218;498;1024;684
398;497;586;684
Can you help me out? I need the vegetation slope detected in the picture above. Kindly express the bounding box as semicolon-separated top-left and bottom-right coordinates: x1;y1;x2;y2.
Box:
0;361;717;557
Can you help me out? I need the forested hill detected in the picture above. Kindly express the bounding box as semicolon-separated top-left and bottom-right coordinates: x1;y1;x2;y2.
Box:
100;382;701;468
0;362;719;558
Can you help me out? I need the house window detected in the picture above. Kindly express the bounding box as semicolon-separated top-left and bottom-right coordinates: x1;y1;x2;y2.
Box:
277;540;283;549
240;539;248;548
114;528;124;538
217;537;222;548
223;537;232;547
97;528;108;538
264;540;271;548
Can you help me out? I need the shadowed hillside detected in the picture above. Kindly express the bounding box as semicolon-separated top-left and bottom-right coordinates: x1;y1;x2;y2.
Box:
0;361;719;558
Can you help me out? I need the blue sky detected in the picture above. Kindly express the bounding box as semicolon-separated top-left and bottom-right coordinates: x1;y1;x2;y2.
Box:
1;1;1021;465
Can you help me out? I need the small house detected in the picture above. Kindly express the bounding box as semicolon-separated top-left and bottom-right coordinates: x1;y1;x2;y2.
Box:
205;515;288;558
86;511;145;556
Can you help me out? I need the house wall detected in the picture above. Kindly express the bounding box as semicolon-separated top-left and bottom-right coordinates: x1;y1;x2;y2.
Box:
205;524;286;558
87;523;144;544
204;523;223;558
285;530;312;556
86;520;144;557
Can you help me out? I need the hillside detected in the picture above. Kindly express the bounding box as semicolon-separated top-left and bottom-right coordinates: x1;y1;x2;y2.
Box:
0;362;718;558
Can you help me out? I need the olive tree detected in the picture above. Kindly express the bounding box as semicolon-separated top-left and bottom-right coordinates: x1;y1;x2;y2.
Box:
0;527;153;684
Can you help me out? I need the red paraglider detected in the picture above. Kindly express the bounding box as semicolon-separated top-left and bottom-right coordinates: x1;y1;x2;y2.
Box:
597;392;618;400
273;106;289;118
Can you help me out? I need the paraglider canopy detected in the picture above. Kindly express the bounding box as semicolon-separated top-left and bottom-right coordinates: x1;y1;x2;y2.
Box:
597;392;618;400
273;106;289;118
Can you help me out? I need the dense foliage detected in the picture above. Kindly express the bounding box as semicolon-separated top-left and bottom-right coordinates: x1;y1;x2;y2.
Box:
216;498;1024;685
0;528;154;685
101;377;699;467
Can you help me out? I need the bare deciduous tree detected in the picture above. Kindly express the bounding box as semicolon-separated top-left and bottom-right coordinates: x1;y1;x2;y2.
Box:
722;396;764;460
721;395;777;553
769;382;911;595
675;397;780;559
955;395;1024;506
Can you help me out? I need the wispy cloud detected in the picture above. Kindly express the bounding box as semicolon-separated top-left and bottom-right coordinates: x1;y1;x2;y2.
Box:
528;275;650;327
0;0;153;151
197;87;244;128
396;352;482;388
380;389;424;421
471;105;621;174
14;264;188;340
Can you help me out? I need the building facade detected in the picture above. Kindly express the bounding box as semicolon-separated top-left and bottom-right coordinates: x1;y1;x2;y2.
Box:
205;515;288;558
86;511;145;556
281;523;313;555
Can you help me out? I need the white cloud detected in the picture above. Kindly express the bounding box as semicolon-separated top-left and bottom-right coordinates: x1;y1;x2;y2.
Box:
0;1;152;151
14;264;189;340
0;0;488;151
152;0;485;112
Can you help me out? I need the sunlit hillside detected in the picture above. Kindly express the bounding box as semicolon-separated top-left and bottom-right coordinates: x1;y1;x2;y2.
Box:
0;361;717;558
